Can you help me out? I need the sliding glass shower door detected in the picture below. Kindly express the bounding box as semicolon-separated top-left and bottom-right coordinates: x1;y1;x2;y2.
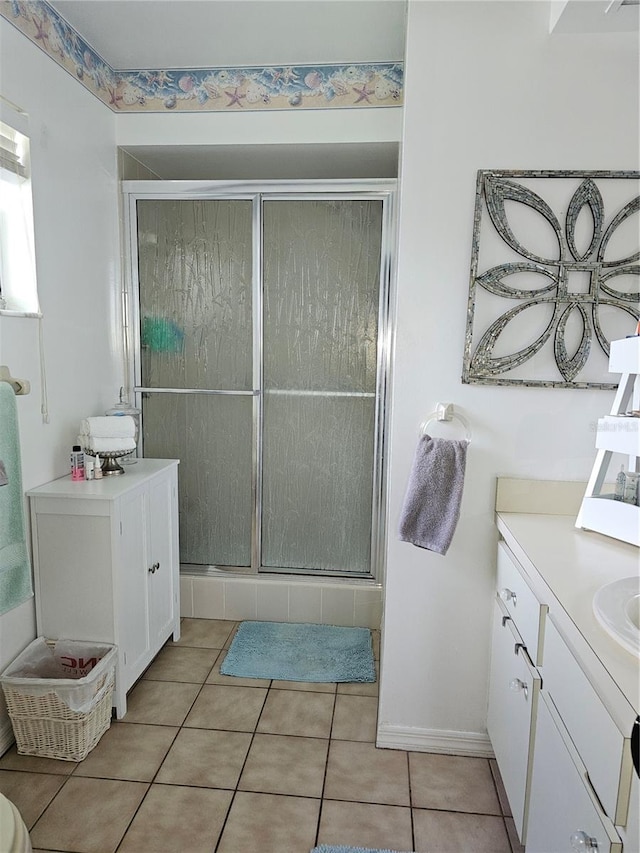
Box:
130;185;392;579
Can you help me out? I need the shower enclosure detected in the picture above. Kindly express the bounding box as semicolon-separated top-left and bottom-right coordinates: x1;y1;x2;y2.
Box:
124;181;395;582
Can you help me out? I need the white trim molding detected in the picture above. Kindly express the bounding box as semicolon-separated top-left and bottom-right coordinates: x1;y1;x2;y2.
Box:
376;723;495;758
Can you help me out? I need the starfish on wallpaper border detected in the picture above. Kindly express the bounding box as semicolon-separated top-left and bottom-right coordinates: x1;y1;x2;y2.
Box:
31;13;49;49
352;83;373;104
225;87;245;107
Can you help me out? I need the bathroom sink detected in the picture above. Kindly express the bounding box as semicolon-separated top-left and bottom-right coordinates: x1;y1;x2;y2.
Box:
593;576;640;658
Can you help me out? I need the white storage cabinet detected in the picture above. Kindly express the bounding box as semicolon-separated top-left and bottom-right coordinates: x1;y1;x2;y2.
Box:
28;459;180;718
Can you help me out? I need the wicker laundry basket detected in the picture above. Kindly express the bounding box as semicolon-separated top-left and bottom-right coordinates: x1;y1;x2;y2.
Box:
0;638;117;761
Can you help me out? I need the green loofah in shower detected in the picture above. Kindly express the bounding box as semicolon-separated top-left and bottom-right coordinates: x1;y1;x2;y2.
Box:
141;316;185;353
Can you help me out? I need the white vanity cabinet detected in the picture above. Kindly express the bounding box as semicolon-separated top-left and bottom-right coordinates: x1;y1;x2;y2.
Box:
527;692;622;853
487;596;540;841
491;503;639;853
28;459;180;718
487;541;545;844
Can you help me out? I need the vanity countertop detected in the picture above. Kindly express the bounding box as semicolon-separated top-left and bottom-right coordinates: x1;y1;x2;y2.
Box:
496;511;639;724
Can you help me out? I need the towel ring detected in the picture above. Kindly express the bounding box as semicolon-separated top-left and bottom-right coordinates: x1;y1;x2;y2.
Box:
420;403;472;442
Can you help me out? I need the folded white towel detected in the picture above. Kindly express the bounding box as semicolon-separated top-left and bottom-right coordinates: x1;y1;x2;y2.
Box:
80;416;136;439
80;436;136;454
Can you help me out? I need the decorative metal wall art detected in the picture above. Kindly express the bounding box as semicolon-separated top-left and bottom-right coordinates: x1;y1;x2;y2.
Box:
462;170;640;389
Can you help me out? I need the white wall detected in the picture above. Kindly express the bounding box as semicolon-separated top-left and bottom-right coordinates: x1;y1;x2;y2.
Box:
115;107;403;148
0;19;121;745
378;1;639;752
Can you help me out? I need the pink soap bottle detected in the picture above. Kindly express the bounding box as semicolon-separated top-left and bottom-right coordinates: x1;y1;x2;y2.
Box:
70;445;85;481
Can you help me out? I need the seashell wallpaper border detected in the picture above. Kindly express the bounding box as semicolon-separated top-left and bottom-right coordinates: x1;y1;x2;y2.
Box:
1;0;404;113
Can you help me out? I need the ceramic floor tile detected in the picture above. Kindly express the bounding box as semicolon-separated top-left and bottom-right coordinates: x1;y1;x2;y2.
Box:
206;649;271;688
270;678;337;693
142;645;218;683
409;753;501;814
371;629;381;659
173;618;236;649
505;816;525;853
0;769;66;829
0;746;76;775
324;741;410;806
121;680;201;726
156;727;252;789
184;684;268;731
413;808;511;853
317;799;413;851
331;694;378;741
216;791;320;853
117;783;233;853
257;688;334;738
29;776;148;853
238;733;329;798
72;723;178;781
222;622;241;648
490;757;513;817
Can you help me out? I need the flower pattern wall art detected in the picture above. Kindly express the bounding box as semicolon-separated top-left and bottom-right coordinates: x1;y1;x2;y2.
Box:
463;170;640;389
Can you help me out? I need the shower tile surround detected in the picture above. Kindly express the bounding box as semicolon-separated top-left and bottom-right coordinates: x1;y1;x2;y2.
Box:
181;573;384;628
0;618;521;853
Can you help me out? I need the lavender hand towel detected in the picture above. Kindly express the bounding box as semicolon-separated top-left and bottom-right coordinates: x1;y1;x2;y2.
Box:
398;434;468;555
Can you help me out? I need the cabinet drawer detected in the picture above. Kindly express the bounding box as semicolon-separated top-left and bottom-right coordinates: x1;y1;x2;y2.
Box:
487;600;540;843
496;541;546;665
527;693;621;853
543;618;631;825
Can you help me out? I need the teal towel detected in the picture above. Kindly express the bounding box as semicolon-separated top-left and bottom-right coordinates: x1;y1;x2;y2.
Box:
0;381;33;614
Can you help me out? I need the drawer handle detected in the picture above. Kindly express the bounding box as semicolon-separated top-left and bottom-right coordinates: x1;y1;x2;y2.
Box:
570;831;598;851
499;588;517;605
509;678;528;700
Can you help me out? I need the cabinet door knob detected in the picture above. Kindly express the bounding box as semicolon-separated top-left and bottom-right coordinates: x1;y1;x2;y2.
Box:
153;562;160;572
499;588;517;605
148;565;155;574
509;678;528;699
570;831;598;851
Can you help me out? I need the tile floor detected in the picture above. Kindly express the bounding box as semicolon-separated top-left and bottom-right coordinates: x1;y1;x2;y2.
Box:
0;618;524;853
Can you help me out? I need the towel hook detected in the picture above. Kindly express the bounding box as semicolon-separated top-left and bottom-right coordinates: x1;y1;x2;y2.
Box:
0;365;30;396
420;402;471;442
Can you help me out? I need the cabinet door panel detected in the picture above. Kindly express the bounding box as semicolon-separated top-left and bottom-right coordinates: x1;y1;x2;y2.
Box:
147;473;175;645
543;619;629;824
527;694;621;853
497;542;547;665
118;488;150;689
487;600;539;843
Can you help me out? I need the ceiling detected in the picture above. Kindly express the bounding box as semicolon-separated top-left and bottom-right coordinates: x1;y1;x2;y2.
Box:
48;1;408;69
41;0;636;181
45;0;638;75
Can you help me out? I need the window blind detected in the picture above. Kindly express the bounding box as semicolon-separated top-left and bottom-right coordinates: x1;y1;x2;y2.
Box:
0;125;27;178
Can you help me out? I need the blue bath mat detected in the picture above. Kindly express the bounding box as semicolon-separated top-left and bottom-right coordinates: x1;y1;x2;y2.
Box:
312;847;413;853
220;621;376;683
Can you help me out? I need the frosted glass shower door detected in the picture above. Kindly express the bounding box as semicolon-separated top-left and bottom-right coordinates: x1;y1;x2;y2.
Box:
136;198;254;567
261;199;383;574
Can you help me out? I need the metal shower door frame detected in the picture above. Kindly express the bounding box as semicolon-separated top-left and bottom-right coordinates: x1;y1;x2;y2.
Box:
122;179;397;583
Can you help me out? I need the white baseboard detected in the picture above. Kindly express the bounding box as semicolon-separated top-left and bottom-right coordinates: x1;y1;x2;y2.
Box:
0;715;15;757
376;723;494;758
